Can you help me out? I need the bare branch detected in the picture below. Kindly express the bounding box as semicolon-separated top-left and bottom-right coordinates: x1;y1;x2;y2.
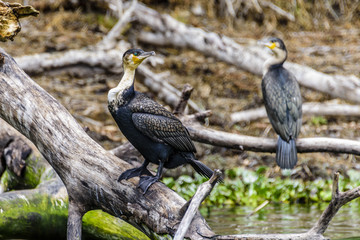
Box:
174;170;222;240
259;0;295;21
230;102;360;123
307;172;360;235
186;124;360;155
99;0;137;48
173;84;194;116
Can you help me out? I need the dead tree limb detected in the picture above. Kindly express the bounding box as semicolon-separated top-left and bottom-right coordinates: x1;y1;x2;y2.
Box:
0;48;214;239
174;170;222;240
307;172;360;235
230;102;360;123
131;2;360;104
186;124;360;155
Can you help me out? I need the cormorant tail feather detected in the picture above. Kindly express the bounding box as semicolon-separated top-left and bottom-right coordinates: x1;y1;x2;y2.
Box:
276;137;297;169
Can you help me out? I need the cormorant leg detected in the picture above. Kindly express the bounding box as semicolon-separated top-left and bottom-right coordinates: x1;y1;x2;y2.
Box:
117;160;152;182
139;160;164;194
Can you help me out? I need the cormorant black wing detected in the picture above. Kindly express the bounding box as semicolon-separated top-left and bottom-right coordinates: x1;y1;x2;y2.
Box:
129;92;196;153
132;113;196;153
262;68;302;141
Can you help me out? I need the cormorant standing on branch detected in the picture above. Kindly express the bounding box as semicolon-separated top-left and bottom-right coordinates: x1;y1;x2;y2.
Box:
260;38;302;169
108;49;215;193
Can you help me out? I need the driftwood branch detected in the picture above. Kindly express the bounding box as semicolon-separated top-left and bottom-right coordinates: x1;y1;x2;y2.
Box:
186;124;360;155
174;170;222;240
0;48;214;239
230;102;360;123
308;172;360;235
131;2;360;104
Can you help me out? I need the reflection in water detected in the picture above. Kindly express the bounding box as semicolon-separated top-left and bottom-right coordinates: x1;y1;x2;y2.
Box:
204;203;360;240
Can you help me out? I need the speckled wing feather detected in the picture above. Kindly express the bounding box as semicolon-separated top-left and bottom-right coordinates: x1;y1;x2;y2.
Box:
262;68;302;141
129;92;196;153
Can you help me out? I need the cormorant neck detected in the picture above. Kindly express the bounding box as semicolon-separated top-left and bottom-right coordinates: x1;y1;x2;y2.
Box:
108;65;136;104
263;49;287;76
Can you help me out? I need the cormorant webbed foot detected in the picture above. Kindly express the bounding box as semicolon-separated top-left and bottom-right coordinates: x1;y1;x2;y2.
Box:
117;165;153;182
138;175;159;194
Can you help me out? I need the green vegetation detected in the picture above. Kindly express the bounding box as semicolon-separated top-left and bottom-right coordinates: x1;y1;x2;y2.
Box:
164;167;360;207
310;116;328;126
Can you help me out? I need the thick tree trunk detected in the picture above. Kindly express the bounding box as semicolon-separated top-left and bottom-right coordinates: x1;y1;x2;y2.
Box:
0;48;214;239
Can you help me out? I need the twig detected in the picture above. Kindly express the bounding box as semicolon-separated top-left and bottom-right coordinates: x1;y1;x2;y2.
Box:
230;102;360;124
174;170;222;240
173;84;194;116
259;0;295;21
99;0;137;48
247;200;269;217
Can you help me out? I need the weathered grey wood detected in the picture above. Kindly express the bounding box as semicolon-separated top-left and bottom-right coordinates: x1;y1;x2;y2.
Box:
0;48;214;239
186;124;360;155
131;2;360;104
67;200;84;240
230;102;360;123
174;170;221;240
308;172;360;235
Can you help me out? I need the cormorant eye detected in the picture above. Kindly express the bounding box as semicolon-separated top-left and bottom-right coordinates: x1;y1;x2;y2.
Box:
133;52;139;56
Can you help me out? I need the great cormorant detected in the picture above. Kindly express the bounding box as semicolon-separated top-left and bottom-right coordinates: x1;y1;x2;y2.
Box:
108;49;215;193
260;37;302;169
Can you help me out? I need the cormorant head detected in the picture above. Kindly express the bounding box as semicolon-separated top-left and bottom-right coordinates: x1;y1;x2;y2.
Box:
122;49;155;70
261;37;287;58
259;37;288;70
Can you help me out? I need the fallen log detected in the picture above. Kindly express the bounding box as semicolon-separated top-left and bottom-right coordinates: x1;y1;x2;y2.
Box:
0;48;215;239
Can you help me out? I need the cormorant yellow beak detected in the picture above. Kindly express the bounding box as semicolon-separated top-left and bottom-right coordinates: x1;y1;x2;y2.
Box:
266;42;276;50
132;51;156;65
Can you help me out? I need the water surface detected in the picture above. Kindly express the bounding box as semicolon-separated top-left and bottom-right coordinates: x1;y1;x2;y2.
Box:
204;202;360;240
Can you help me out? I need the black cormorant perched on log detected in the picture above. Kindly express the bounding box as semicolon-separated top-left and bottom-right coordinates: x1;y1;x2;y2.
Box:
108;49;215;193
260;37;302;169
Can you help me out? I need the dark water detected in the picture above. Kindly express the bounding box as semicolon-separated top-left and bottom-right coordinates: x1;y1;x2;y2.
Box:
204;202;360;240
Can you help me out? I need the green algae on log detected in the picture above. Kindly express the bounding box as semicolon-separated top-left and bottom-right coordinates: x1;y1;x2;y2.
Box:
0;180;153;240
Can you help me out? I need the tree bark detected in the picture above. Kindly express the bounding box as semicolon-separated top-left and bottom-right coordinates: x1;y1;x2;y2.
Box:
0;48;214;239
